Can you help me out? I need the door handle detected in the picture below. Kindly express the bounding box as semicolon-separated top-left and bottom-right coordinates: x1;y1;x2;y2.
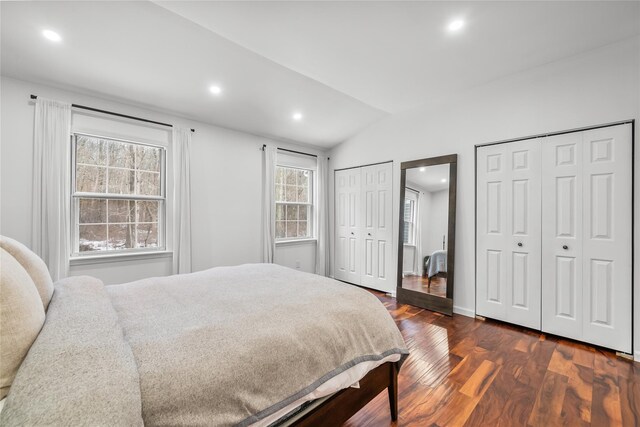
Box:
562;245;569;250
517;242;523;247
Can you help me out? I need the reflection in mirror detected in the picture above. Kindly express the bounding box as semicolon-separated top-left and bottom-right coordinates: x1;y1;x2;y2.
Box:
402;164;450;298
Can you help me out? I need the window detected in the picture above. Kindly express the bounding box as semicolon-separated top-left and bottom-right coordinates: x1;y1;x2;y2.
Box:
403;197;416;245
71;134;165;255
275;166;312;240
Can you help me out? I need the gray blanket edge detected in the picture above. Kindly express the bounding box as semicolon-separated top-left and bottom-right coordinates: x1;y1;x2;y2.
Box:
238;348;409;427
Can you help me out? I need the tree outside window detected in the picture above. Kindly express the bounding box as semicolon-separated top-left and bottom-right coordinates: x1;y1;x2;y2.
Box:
275;166;312;240
72;134;165;254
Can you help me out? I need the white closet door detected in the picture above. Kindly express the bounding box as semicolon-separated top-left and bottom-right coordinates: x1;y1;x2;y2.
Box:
541;132;584;339
477;144;509;320
334;168;361;284
505;140;542;329
361;163;394;293
542;124;632;353
477;140;541;328
582;125;632;352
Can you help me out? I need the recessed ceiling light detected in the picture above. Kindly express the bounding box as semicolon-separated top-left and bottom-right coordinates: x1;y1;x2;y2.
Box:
292;112;303;121
441;178;447;183
447;19;465;32
209;85;222;95
419;167;426;172
42;29;62;42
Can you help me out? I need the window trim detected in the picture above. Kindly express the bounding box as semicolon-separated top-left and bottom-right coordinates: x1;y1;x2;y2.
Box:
69;250;172;265
275;165;314;241
403;190;418;246
70;132;167;258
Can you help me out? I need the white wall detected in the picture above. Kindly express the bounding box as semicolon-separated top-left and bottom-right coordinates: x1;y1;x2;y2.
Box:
0;76;324;283
424;189;448;256
417;188;431;276
329;37;640;358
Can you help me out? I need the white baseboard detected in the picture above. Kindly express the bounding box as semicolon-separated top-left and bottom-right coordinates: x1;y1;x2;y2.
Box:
635;350;640;362
453;305;475;318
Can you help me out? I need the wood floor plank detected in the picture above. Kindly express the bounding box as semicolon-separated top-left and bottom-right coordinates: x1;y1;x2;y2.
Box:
401;382;457;425
343;291;638;427
451;336;478;358
514;338;533;353
516;339;556;388
465;380;537;427
448;346;491;387
561;363;593;425
416;352;463;388
431;389;481;427
547;345;575;376
527;371;569;426
571;342;596;369
459;360;500;398
619;378;640;426
432;360;501;426
592;352;623;426
464;344;534;426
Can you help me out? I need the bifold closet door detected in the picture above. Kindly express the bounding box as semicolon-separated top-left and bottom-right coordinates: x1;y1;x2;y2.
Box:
360;163;393;292
334;168;361;284
476;139;542;329
541;124;632;353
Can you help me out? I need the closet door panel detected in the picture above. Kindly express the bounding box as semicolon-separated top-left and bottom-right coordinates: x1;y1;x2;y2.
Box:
362;166;377;285
335;171;348;281
376;164;393;287
541;132;584;340
477;139;540;327
334;169;361;284
477;144;509;320
361;163;393;292
505;140;541;329
581;124;632;353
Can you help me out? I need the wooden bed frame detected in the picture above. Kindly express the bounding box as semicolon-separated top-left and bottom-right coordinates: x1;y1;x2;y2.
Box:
291;362;399;426
427;271;447;288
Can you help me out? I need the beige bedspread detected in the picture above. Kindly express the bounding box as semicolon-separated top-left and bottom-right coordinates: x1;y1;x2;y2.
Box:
1;263;408;426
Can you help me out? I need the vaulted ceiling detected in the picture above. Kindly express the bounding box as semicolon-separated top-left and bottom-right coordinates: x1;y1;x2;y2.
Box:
2;1;639;147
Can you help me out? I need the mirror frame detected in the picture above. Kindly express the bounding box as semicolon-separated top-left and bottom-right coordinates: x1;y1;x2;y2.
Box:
396;154;457;316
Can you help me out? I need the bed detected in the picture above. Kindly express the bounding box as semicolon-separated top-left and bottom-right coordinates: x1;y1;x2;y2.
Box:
425;249;447;287
0;237;408;426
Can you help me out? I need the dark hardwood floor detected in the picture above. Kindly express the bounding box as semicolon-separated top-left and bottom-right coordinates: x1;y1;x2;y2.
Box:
402;275;447;298
345;291;640;427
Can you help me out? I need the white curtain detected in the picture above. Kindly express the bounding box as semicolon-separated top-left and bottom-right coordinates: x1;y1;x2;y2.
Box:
413;191;422;275
32;98;72;281
262;145;277;263
315;156;330;276
172;127;192;274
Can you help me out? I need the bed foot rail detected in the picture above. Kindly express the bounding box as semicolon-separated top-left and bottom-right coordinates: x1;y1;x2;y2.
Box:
291;361;400;426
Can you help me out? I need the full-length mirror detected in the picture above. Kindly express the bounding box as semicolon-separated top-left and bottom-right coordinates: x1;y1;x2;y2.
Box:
397;155;457;315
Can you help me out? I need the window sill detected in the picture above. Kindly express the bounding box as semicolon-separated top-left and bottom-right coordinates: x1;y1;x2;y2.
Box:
69;250;173;266
403;244;416;248
276;238;317;246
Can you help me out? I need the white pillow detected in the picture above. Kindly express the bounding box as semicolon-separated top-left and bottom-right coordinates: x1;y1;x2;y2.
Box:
0;248;46;399
0;236;53;310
